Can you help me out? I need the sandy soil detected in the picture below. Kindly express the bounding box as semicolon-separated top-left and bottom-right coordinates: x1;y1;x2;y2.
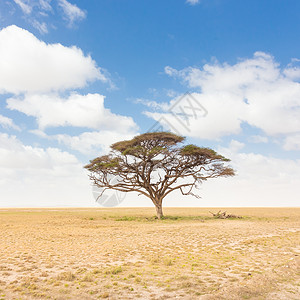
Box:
0;207;299;299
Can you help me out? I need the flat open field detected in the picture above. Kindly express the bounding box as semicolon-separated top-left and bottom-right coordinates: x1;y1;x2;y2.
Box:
0;207;299;300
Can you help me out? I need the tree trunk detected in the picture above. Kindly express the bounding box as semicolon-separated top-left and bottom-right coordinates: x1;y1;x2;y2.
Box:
155;204;164;219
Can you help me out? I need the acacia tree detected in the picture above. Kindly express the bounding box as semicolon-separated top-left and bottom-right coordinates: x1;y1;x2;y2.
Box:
84;132;235;219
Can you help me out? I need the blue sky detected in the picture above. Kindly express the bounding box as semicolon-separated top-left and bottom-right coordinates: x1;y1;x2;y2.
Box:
0;0;299;207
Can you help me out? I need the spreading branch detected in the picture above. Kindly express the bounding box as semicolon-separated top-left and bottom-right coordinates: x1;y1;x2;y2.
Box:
84;132;235;219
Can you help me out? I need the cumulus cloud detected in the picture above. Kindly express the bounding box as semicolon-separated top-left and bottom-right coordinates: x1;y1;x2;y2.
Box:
145;92;245;138
283;58;300;80
158;52;300;142
58;0;86;26
0;26;104;94
52;130;138;155
219;140;300;184
0;133;77;169
0;133;94;207
184;139;300;207
7;91;139;156
7;93;137;131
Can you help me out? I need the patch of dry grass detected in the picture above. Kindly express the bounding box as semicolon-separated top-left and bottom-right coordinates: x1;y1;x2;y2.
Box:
0;207;299;299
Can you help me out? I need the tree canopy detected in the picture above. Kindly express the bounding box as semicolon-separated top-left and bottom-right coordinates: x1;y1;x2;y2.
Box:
84;132;235;219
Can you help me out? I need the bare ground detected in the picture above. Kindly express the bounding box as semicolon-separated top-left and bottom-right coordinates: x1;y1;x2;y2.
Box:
0;207;299;299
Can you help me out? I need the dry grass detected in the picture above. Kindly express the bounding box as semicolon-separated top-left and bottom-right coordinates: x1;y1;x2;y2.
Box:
0;207;299;299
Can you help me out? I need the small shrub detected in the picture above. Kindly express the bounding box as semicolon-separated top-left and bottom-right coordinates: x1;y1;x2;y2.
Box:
57;271;76;281
82;273;93;282
135;277;141;283
164;258;173;266
76;268;87;274
112;266;122;274
92;268;101;274
115;216;137;221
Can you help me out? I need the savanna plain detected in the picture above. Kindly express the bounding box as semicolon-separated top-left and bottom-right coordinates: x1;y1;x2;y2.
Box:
0;207;299;300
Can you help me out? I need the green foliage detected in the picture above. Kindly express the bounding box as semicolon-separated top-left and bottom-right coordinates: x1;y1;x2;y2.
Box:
180;144;230;161
115;216;138;221
112;132;185;153
113;215;217;222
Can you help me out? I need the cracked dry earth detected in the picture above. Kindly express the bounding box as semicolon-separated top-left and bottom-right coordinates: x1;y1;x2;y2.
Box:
0;207;299;299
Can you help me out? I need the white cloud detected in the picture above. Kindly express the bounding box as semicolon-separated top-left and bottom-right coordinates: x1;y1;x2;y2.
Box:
10;0;85;33
7;91;139;156
201;158;300;207
0;115;20;131
39;0;52;12
190;140;300;207
145;92;246;139
1;133;299;207
13;0;32;14
283;58;300;80
135;98;169;111
53;130;138;155
0;26;104;94
0;133;94;207
160;52;300;141
7;93;137;131
30;127;138;156
165;89;178;98
31;20;48;34
283;67;300;80
165;52;281;93
13;0;53;15
249;135;269;144
228;140;245;152
283;134;300;151
219;141;300;184
0;133;77;169
58;0;86;26
186;0;200;5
